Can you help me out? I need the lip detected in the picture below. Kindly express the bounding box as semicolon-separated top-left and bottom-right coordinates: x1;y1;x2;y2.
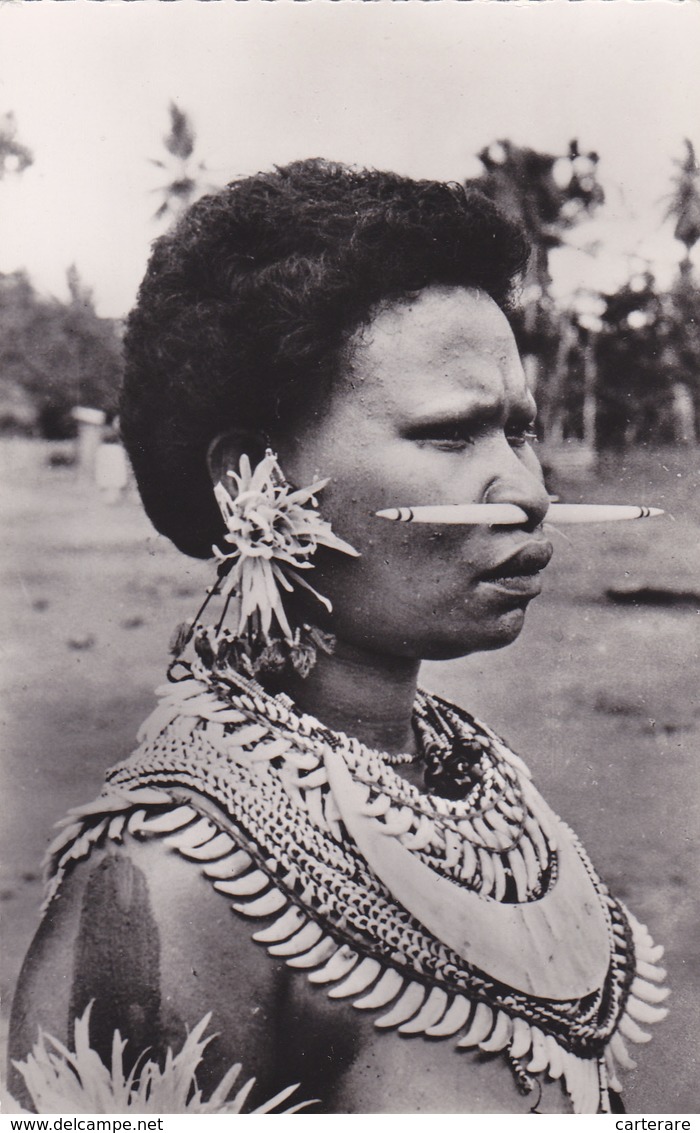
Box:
478;541;554;596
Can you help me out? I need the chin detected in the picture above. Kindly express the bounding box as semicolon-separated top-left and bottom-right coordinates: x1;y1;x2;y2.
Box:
420;606;528;661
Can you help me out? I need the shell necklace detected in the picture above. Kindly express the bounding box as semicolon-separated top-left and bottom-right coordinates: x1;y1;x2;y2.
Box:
49;654;669;1113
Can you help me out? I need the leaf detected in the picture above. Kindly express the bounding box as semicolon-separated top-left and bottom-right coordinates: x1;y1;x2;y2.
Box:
164;102;195;161
9;1010;310;1114
170;621;191;654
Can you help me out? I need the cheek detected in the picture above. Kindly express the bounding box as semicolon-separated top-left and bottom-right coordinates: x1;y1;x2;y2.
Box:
304;451;476;554
309;539;527;661
313;523;478;618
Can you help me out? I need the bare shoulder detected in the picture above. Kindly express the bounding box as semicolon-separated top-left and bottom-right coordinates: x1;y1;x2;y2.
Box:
8;832;284;1108
9;831;571;1114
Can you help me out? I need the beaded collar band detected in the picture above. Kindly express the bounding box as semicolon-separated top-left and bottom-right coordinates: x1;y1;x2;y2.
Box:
46;652;669;1114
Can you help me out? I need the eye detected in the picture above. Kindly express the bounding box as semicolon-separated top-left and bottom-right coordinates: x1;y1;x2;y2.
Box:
410;424;475;451
506;425;538;450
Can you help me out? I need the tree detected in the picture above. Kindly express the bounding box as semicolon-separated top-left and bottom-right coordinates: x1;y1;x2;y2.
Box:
660;268;700;444
0;269;123;438
473;139;603;302
471;140;605;439
665;139;700;268
151;102;209;223
0;112;33;180
593;274;677;449
655;140;700;443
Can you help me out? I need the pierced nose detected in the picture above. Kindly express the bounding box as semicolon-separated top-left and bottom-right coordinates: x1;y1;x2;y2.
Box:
482;483;547;528
483;483;510;506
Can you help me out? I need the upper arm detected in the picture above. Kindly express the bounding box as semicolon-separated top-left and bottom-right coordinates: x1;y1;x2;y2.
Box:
8;835;284;1110
9;830;568;1115
8;859;86;1107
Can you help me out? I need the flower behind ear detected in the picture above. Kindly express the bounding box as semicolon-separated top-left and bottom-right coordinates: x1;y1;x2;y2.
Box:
212;449;358;642
169;448;360;679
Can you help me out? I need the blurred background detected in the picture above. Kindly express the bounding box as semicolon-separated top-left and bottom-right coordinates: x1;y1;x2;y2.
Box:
1;1;698;1113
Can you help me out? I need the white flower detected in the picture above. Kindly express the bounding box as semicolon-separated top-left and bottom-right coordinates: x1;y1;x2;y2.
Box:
213;451;358;641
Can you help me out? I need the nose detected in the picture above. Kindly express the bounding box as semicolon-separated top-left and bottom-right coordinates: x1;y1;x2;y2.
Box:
483;447;551;529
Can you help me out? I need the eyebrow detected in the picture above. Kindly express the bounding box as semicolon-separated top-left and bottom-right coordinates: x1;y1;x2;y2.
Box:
403;394;537;433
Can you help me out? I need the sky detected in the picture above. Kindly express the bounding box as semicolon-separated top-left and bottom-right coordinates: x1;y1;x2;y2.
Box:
1;0;699;319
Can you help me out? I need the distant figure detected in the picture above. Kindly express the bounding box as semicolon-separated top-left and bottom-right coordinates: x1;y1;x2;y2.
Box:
71;405;106;478
95;424;128;504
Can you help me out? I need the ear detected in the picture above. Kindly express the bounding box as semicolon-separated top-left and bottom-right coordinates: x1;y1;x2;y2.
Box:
206;429;268;488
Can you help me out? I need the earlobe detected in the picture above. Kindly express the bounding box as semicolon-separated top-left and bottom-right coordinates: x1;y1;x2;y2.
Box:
206;429;267;488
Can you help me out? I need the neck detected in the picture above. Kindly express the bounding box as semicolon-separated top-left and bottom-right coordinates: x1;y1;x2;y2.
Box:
276;639;421;757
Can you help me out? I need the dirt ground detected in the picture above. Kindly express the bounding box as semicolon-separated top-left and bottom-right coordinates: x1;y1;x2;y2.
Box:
1;438;698;1113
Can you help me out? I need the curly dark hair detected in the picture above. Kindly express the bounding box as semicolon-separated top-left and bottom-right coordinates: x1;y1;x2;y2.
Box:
120;158;530;558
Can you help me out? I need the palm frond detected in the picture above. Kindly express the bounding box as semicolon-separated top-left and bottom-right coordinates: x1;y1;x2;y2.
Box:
11;1004;315;1115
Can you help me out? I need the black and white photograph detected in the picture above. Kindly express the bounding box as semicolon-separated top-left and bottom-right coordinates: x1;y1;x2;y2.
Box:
1;0;698;1118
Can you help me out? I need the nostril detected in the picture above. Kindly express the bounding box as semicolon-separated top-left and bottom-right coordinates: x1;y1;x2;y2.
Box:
483;492;547;524
483;471;551;529
523;498;551;531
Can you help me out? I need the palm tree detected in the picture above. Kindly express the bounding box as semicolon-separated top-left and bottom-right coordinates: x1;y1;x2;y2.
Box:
663;141;700;443
665;139;700;271
150;102;209;223
0;112;33;180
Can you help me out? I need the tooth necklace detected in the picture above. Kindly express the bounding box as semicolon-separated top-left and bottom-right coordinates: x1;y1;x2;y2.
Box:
46;651;670;1115
324;742;609;999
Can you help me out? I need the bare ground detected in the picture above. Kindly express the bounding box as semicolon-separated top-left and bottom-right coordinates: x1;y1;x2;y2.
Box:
1;438;698;1112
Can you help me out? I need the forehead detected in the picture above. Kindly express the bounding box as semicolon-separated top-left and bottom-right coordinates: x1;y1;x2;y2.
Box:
344;286;527;417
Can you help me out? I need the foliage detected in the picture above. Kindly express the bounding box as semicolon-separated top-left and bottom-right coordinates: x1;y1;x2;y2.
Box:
2;119;695;451
471;139;605;433
9;1004;313;1114
0;269;123;438
472;139;604;285
571;270;700;449
665;139;700;259
470;136;700;448
666;266;700;387
0;111;33;180
151;102;210;223
661;266;700;437
593;275;673;448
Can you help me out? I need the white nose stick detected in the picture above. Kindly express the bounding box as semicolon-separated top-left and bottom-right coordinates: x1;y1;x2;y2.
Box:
546;504;664;523
374;504;664;525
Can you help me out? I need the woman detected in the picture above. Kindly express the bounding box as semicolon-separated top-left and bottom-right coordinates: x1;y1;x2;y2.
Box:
8;160;668;1114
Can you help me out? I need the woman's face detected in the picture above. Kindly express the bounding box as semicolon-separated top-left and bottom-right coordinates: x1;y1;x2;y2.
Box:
276;285;553;661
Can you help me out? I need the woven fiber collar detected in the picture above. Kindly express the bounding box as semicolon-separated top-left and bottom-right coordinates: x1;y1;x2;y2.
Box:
46;660;669;1114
